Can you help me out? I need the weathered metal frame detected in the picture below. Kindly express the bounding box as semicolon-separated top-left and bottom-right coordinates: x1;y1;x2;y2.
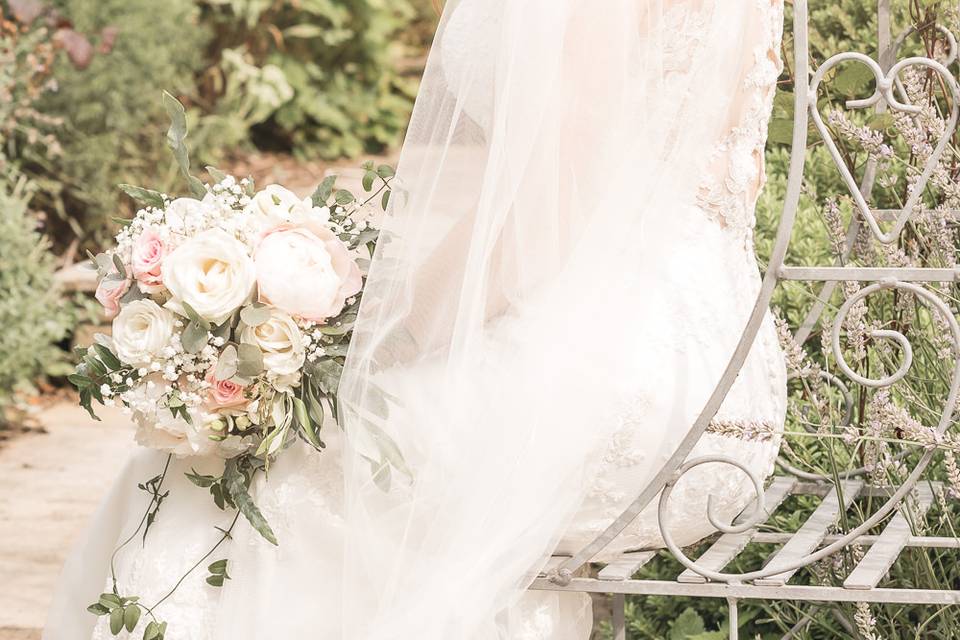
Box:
531;2;960;638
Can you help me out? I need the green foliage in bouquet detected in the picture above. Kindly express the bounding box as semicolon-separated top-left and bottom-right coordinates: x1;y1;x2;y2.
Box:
27;0;209;248
197;0;419;159
0;176;72;420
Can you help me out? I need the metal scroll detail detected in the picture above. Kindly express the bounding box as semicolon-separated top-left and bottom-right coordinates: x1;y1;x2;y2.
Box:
550;0;960;592
659;282;960;584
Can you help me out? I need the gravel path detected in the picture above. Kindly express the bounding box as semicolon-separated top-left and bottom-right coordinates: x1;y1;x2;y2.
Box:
0;403;133;639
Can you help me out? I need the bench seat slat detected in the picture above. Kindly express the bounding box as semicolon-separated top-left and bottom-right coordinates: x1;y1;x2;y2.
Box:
677;476;798;584
753;479;863;587
843;483;936;590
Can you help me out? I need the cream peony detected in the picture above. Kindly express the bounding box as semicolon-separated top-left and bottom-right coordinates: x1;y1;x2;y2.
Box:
111;299;175;367
240;308;305;376
255;217;361;322
162;228;256;324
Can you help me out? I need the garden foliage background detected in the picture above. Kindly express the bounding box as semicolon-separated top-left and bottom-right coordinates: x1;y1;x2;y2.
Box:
2;0;960;638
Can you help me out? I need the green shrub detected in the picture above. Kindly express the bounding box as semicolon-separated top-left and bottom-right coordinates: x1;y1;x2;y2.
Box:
197;0;419;159
27;0;209;249
0;176;72;419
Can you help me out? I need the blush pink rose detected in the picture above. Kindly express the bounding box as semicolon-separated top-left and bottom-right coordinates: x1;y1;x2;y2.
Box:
131;229;166;292
205;368;247;409
254;216;362;322
95;277;129;319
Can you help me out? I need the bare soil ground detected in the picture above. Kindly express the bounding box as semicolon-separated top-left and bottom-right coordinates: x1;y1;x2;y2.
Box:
0;403;133;638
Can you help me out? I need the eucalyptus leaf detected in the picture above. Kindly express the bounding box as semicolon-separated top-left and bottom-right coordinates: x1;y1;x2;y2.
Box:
237;343;264;378
118;184;166;209
239;303;271;327
119;285;145;304
224;460;278;545
376;164;395;179
206;574;225;587
215;345;239;380
381;189;391;211
87;603;110;615
181;321;209;354
180;301;210;329
212;318;232;340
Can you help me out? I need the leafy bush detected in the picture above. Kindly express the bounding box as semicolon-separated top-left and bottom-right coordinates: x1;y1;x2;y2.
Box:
0;176;72;419
197;0;419;159
24;0;209;249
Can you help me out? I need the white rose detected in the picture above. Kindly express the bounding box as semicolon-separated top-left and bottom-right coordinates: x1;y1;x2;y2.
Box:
112;300;175;367
240;308;305;376
162;228;256;324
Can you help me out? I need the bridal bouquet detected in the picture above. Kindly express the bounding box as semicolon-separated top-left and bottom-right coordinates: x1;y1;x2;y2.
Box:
75;91;394;640
71;93;392;552
76;175;378;462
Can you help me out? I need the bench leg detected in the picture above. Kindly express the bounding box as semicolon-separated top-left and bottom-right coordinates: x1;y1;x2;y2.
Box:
727;597;739;640
612;593;626;640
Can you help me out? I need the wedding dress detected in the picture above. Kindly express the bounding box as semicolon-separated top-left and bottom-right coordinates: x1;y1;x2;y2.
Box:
44;1;786;639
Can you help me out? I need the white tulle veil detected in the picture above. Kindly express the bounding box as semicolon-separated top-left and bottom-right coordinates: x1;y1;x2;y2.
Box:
333;1;766;638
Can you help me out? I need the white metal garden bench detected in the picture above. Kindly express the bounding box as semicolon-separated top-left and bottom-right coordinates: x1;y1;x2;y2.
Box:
531;1;960;638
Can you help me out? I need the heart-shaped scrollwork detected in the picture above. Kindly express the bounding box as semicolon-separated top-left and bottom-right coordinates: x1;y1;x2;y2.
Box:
809;53;960;244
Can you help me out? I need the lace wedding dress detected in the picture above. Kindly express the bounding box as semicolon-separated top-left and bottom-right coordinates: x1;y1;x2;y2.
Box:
44;2;786;639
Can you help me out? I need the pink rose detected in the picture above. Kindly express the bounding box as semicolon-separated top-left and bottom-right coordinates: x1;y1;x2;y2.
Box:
95;277;129;319
132;229;166;292
205;368;247;409
254;217;362;322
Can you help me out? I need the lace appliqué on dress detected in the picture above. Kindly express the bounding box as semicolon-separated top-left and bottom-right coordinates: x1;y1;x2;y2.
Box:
697;0;784;248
